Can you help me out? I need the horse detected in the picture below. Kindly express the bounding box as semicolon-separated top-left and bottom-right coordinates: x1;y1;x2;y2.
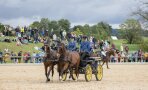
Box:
57;42;80;81
43;38;59;82
101;49;116;69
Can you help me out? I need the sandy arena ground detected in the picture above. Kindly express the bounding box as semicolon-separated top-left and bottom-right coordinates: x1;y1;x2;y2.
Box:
0;63;148;90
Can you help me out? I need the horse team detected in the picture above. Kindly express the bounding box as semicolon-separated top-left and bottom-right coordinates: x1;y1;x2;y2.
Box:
43;38;115;82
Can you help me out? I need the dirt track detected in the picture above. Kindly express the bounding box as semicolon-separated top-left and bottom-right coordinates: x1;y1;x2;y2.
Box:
0;63;148;90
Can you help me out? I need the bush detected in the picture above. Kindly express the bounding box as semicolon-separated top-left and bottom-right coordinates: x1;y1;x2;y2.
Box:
139;40;148;52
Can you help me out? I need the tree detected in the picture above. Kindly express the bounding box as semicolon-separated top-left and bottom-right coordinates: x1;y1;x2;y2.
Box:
120;19;142;44
73;28;83;36
139;40;148;52
48;20;59;35
133;1;148;29
83;24;90;36
30;21;40;29
58;19;70;32
0;23;5;33
40;18;50;30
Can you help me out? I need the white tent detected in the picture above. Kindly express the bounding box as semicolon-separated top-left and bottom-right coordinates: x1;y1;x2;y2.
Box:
111;36;118;40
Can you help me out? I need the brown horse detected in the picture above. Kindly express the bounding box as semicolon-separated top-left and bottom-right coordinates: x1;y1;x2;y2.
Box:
43;39;59;82
57;42;80;81
101;49;116;69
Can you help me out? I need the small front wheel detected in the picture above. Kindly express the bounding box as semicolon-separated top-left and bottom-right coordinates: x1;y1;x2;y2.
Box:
85;64;92;82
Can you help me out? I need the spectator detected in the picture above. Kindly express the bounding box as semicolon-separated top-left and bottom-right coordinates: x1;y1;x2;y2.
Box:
60;29;63;40
138;49;142;62
3;53;10;63
32;52;36;63
18;51;22;63
62;30;67;39
124;45;129;54
120;43;124;53
11;52;17;63
50;29;54;39
92;37;97;49
23;52;29;63
0;50;3;64
21;27;24;37
27;52;31;63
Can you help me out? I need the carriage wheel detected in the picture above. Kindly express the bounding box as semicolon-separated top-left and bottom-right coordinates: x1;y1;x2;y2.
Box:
62;72;67;81
85;64;92;82
72;70;77;80
95;64;103;81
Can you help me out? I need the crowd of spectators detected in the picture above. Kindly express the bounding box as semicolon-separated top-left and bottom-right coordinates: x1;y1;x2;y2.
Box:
0;26;148;64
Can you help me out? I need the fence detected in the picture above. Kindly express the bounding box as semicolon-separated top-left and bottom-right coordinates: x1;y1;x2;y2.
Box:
0;55;148;64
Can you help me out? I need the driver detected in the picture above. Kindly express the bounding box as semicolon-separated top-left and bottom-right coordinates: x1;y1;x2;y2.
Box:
80;36;92;60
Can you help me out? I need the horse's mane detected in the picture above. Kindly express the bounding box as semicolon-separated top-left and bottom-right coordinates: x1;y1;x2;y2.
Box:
61;43;67;55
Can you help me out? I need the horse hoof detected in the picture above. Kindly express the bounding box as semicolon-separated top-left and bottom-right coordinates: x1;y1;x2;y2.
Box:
60;80;64;82
74;79;78;82
46;79;50;82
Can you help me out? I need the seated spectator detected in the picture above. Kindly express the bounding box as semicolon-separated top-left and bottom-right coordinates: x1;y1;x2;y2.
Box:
3;38;11;43
18;51;22;63
23;52;29;63
32;52;36;63
0;50;3;64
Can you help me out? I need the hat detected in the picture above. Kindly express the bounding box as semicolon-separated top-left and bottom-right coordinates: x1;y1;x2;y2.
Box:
82;36;87;39
70;36;74;39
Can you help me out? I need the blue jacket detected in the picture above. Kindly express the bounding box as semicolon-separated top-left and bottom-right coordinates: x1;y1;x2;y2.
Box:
80;41;92;53
67;41;76;51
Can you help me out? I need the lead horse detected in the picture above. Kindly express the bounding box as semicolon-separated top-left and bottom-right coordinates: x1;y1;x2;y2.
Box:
43;38;59;82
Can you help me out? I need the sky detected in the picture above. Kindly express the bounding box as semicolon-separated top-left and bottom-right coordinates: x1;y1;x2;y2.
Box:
0;0;143;29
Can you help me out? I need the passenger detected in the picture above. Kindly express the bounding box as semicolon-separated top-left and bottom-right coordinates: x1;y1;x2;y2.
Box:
67;37;77;51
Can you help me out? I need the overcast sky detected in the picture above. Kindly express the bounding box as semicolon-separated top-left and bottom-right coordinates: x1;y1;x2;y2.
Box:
0;0;143;28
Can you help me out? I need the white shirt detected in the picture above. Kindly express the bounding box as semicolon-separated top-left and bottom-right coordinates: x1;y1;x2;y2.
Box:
62;31;66;37
120;45;123;51
53;34;57;41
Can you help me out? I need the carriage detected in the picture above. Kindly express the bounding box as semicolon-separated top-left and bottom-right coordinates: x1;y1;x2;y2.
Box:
61;56;103;82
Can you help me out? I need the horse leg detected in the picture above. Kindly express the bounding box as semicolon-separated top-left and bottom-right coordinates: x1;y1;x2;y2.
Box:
60;63;69;81
102;60;105;66
44;64;50;82
69;68;72;79
47;66;53;82
106;60;110;69
51;65;54;81
76;62;80;80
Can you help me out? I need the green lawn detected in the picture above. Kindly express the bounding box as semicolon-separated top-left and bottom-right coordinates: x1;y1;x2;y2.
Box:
0;42;43;54
112;37;148;52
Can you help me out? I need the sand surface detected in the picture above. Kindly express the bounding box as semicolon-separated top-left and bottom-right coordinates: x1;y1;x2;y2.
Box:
0;63;148;90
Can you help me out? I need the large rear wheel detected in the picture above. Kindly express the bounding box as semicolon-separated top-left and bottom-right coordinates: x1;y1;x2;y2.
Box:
85;64;92;82
95;64;103;81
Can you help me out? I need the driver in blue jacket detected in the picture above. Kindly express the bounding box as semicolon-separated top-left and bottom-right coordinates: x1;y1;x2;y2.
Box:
80;36;92;60
67;37;77;51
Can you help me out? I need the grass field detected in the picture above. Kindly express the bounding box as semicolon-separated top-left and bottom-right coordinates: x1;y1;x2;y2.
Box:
112;39;139;52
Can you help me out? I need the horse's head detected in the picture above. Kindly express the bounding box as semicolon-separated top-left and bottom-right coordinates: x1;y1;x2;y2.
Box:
57;42;66;55
43;38;51;53
108;49;116;56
